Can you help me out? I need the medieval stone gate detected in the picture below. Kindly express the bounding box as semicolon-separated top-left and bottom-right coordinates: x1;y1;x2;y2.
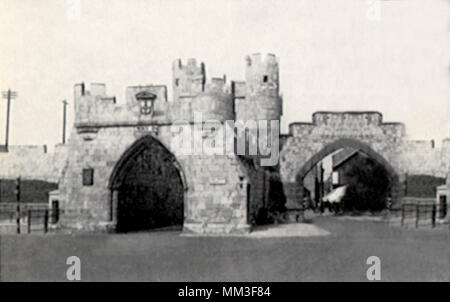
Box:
54;54;449;234
280;111;449;209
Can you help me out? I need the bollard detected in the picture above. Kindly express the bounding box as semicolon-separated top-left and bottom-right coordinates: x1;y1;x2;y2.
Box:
16;207;21;234
415;204;419;228
431;204;436;228
16;211;20;234
27;210;31;234
301;202;306;222
401;204;405;227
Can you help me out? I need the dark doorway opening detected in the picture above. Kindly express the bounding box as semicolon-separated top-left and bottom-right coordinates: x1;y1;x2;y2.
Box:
439;195;447;219
296;139;400;214
111;136;184;233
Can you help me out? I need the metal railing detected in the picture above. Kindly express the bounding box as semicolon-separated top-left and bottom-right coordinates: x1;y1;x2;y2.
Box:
400;203;437;228
27;209;49;234
392;198;440;229
0;203;60;234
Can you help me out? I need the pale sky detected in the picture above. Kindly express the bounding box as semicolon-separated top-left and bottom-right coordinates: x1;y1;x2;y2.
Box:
0;0;449;151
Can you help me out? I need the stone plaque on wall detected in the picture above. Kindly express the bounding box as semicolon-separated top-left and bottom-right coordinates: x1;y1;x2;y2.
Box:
209;177;227;185
134;125;159;138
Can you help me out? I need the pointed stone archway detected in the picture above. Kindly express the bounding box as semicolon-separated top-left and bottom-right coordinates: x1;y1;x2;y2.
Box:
108;135;187;232
280;112;409;209
294;138;401;208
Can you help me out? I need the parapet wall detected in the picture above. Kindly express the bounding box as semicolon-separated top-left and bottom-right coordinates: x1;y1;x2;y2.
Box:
397;139;449;178
75;79;236;128
281;111;448;195
74;55;283;132
172;58;206;101
0;144;68;182
289;111;405;140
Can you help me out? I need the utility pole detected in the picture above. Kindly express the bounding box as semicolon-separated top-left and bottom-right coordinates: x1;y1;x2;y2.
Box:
1;89;18;151
62;100;68;144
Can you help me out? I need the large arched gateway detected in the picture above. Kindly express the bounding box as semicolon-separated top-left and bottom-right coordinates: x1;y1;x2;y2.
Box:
280;111;448;210
295;138;401;205
109;136;185;232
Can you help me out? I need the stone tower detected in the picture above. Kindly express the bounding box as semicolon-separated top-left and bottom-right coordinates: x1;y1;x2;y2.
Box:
172;58;206;102
233;53;282;162
243;53;281;122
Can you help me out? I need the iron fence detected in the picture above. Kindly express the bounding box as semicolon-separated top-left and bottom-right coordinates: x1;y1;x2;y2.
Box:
0;202;60;234
389;198;440;229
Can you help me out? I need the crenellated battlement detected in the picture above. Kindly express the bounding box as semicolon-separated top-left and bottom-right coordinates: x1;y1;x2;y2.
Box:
73;54;283;129
236;53;282;122
288;111;405;140
172;58;204;74
74;82;109;98
74;83;118;125
192;74;235;121
231;81;246;99
245;53;278;66
171;58;234;100
245;53;279;86
172;58;206;101
204;75;228;93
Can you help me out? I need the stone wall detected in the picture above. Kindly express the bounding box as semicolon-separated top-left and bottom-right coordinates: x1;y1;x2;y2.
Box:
281;112;406;182
74;82;235;128
0;144;68;182
235;54;282;122
59;122;252;233
280;111;449;208
396;140;447;178
404;174;446;198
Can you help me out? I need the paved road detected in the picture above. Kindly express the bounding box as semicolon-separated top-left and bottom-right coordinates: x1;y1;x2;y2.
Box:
1;216;449;281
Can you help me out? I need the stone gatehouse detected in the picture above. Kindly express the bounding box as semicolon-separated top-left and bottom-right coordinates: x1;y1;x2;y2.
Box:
59;54;283;233
43;54;449;233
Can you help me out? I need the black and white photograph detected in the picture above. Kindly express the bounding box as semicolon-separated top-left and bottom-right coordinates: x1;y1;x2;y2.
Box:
0;0;449;287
